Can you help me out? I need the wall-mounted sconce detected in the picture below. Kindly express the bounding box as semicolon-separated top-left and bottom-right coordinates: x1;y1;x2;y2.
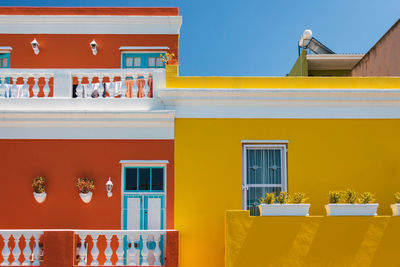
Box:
106;177;113;197
90;40;97;55
31;38;39;55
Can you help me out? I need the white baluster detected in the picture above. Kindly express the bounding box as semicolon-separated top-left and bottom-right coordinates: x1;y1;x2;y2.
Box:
97;75;104;97
31;234;41;266
86;76;93;98
132;77;138;99
76;76;83;98
103;234;113;266
141;234;149;266
10;76;18;98
127;234;139;266
22;76;29;98
22;234;31;265
90;234;99;266
115;233;124;266
108;76;116;97
120;76;127;98
153;234;162;266
1;234;11;265
0;77;5;98
11;234;21;266
43;76;51;98
143;75;150;98
78;234;87;266
31;76;40;98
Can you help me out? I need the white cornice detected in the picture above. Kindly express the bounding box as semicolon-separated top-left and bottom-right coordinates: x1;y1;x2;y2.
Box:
0;109;175;139
158;88;400;119
119;46;170;50
0;15;182;34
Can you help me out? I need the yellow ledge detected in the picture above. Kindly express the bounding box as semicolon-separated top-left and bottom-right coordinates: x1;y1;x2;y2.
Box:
167;76;400;89
226;210;400;267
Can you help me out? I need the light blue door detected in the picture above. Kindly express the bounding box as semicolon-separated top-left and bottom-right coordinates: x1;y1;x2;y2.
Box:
122;166;166;265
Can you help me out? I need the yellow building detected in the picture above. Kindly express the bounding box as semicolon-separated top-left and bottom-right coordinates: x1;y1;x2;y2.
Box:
166;68;400;267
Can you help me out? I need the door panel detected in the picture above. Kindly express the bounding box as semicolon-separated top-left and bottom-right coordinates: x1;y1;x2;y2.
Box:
146;197;162;230
127;197;141;230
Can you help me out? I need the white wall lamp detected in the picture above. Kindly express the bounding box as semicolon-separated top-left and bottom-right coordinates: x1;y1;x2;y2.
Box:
90;40;98;55
106;177;113;197
31;38;39;55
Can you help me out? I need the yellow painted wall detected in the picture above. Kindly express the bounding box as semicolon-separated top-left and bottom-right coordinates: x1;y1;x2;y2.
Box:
167;76;400;89
226;210;400;267
175;118;400;267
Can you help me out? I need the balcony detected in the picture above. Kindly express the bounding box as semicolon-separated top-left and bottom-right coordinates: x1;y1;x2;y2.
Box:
0;68;166;111
0;229;179;267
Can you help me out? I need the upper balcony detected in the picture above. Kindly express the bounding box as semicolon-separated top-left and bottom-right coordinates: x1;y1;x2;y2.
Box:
0;68;167;112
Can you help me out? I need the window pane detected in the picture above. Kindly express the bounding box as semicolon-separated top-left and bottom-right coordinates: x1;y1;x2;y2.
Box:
247;187;281;216
148;57;155;67
151;168;164;191
247;149;262;184
125;168;138;191
134;57;141;67
125;57;133;67
156;57;163;67
139;168;151;190
2;58;7;68
263;149;282;184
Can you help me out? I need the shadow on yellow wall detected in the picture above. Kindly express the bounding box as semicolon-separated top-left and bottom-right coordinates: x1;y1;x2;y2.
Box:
226;210;400;267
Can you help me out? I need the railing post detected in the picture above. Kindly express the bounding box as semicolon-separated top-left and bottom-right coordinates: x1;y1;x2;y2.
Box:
141;234;149;266
52;70;72;98
115;233;124;266
90;234;99;266
77;234;87;266
22;234;31;265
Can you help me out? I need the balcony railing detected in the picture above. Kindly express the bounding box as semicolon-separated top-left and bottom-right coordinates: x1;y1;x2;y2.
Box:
0;229;178;267
0;230;44;266
0;69;165;99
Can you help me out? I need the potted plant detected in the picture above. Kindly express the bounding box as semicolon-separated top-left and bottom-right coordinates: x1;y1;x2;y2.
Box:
32;176;47;203
325;189;378;216
76;177;95;203
390;192;400;216
258;192;310;216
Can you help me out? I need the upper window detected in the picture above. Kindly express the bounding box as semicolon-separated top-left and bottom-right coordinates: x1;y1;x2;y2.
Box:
0;53;10;68
242;143;287;215
124;167;165;192
122;53;165;69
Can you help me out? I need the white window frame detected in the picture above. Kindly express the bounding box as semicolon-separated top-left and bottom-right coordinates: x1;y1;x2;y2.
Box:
242;143;288;210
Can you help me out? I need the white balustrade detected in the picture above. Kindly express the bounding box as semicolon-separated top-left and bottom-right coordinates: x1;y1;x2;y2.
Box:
0;69;164;100
0;231;43;266
75;230;166;266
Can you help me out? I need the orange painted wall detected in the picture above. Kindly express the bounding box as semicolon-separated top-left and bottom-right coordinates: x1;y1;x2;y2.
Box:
0;139;174;229
0;34;179;68
0;7;179;16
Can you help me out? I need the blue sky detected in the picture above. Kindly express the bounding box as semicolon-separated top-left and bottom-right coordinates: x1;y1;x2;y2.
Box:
0;0;399;76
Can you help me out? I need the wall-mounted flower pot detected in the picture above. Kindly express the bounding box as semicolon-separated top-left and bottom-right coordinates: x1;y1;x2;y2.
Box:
391;204;400;216
79;192;93;204
325;204;378;216
258;204;311;216
33;192;47;203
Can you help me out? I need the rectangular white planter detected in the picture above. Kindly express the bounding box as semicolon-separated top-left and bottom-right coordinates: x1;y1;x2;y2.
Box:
258;204;311;216
391;204;400;216
325;204;379;216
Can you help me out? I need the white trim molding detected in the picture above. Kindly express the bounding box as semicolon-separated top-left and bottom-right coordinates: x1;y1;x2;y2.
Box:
0;15;182;34
242;140;289;144
0;110;175;139
158;88;400;119
0;46;12;53
120;46;170;51
120;160;169;165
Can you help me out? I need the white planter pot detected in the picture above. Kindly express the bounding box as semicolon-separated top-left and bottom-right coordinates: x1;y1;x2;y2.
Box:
33;192;47;203
325;204;379;216
258;204;311;216
391;204;400;216
79;192;93;204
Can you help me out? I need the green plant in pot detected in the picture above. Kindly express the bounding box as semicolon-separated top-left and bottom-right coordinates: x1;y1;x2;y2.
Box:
32;176;47;203
391;192;400;216
326;189;378;216
76;177;95;204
